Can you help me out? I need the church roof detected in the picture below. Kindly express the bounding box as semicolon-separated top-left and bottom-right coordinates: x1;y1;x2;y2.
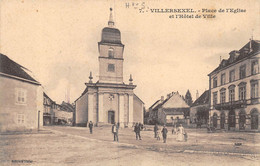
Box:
100;27;122;45
0;53;40;85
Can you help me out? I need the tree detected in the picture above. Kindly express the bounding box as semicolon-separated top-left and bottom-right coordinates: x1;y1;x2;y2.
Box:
185;90;193;106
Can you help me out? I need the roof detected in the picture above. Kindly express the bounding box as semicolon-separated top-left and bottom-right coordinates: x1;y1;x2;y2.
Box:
149;100;160;110
0;53;40;84
209;40;260;76
191;90;209;107
151;92;189;111
134;94;145;104
100;27;122;45
60;101;75;112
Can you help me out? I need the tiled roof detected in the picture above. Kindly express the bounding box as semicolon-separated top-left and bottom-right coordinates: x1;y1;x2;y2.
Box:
149;100;160;110
191;90;209;107
209;40;260;75
0;53;39;84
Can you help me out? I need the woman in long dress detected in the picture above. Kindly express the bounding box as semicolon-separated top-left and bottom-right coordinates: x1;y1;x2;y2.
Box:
176;124;185;141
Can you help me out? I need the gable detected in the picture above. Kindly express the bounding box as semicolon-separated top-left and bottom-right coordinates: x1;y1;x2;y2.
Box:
162;94;189;108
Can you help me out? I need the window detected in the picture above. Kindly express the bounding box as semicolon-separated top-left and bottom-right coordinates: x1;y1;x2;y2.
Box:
213;92;218;105
17;114;25;124
221;73;226;85
239;65;246;79
251;81;259;98
15;88;27;104
229;70;235;82
252;60;259;75
213;77;217;88
239;86;246;100
229;86;235;102
108;64;115;72
108;48;114;58
220;89;226;104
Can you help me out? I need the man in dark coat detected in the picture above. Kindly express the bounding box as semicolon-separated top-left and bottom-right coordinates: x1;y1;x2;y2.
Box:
112;122;119;142
154;124;159;138
89;121;93;134
161;125;168;143
134;123;142;140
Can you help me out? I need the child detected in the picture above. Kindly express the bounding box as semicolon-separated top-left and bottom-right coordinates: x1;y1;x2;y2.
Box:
156;130;161;140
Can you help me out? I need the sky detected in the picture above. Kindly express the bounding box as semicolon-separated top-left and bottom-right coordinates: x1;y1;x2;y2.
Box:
0;0;259;107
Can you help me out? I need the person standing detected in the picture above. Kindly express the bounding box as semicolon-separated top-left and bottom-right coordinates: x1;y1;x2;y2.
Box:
88;121;93;134
154;124;159;138
134;123;141;140
112;122;119;142
176;124;185;141
161;125;168;143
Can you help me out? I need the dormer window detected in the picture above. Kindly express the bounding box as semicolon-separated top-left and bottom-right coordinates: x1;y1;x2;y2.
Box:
108;48;114;58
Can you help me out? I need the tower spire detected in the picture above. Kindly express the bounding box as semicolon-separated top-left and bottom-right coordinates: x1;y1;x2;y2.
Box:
108;8;114;28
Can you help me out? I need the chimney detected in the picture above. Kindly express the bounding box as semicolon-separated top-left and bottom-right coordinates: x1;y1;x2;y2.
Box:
167;93;171;99
196;90;199;100
249;38;253;52
161;96;164;102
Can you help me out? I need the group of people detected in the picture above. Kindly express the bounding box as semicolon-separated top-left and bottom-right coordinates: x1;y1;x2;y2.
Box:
154;123;187;143
87;121;187;143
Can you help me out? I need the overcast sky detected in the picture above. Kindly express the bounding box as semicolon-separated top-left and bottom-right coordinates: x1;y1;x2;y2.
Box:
1;0;259;107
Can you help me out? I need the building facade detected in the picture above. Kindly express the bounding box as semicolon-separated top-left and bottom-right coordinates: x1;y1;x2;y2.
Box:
43;92;55;125
75;8;144;127
0;54;43;132
208;39;259;131
148;92;190;125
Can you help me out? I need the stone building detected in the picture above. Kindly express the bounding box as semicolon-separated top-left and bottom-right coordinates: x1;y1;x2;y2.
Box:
43;92;55;125
148;92;190;125
75;8;144;127
190;90;209;126
208;39;259;131
0;53;43;132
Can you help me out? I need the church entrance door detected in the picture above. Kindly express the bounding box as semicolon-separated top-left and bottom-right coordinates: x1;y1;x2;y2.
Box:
108;111;115;124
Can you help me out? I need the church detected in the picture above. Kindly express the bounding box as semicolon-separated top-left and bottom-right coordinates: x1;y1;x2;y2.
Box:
75;8;144;127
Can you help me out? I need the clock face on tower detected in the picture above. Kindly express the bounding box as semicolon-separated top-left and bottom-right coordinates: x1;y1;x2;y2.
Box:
109;94;114;101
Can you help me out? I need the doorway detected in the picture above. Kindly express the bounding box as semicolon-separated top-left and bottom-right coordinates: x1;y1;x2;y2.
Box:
239;110;246;130
220;112;225;129
251;109;259;130
228;110;236;130
108;111;115;124
213;113;218;128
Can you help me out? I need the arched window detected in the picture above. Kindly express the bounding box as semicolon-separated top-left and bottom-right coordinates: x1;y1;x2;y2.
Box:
108;48;114;58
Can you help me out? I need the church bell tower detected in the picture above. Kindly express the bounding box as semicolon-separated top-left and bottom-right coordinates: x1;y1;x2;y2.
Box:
98;8;124;84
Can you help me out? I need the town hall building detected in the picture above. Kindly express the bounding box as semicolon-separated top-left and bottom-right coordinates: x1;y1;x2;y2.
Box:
75;8;144;127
